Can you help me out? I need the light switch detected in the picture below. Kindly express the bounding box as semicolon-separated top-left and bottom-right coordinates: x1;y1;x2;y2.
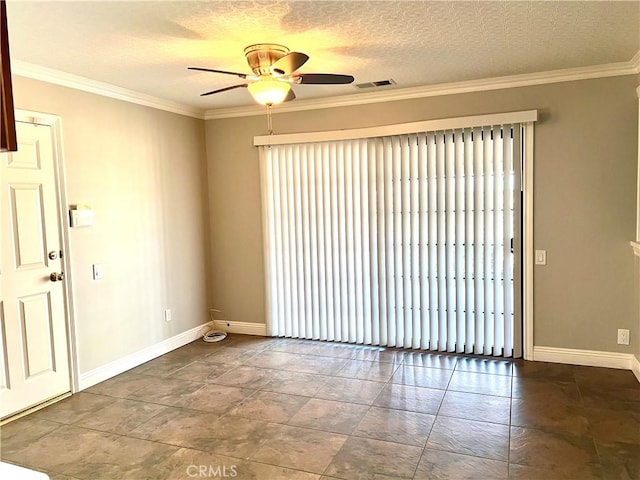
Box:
93;263;104;280
535;250;547;265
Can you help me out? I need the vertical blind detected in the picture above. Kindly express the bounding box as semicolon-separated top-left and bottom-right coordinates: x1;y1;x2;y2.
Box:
259;124;522;357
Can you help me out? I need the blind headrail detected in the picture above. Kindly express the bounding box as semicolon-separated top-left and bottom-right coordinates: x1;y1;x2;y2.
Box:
254;110;538;146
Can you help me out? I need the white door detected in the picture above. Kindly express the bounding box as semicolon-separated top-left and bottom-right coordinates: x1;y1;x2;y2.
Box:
0;119;70;419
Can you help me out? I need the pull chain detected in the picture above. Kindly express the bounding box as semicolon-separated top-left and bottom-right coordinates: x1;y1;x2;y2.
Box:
267;104;273;135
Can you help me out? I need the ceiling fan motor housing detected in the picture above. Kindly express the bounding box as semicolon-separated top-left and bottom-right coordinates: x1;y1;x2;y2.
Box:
244;43;290;75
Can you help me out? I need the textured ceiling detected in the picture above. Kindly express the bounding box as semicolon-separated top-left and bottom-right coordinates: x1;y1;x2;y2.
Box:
5;1;640;111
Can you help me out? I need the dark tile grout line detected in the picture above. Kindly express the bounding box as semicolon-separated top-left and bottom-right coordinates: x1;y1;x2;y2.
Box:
206;338;638;476
244;342;522;476
107;343;547;429
28;393;325;479
128;342;449;478
407;355;460;480
6;336;638;479
16;412;323;480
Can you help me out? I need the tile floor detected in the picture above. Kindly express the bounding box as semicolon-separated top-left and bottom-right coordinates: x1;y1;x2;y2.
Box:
1;334;639;480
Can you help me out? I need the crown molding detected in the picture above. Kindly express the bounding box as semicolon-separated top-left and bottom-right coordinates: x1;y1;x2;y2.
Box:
11;49;639;122
12;61;205;119
205;53;640;120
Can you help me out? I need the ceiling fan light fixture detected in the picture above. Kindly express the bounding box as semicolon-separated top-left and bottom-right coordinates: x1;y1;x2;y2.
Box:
247;77;291;106
192;44;354;105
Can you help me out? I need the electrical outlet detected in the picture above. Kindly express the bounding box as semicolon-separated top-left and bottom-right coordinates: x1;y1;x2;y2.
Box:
164;309;172;323
617;328;630;345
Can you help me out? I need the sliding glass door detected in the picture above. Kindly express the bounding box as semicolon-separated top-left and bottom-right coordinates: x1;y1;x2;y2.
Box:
260;123;523;357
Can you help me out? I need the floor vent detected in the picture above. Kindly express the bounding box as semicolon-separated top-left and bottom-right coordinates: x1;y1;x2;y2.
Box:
355;79;396;89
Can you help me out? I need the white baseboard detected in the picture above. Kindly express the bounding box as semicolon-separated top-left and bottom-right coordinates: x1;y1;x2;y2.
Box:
78;322;210;391
212;320;267;336
533;346;637;372
632;355;640;383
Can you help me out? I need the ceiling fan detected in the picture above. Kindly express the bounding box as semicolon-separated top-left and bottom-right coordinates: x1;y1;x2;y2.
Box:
189;43;355;106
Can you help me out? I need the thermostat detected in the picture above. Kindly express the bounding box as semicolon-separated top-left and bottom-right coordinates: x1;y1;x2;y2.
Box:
69;205;93;227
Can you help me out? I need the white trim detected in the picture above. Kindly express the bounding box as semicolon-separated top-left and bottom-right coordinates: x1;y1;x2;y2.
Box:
14;51;639;122
212;320;267;337
207;57;640;120
78;322;210;391
636;85;640;242
12;61;205;120
534;346;638;374
631;241;640;257
523;122;535;360
13;110;61;127
254;110;538;146
632;355;640;383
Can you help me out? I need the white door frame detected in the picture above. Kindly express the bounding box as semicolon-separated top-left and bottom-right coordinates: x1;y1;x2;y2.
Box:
635;86;640;243
14;109;80;393
523;122;535;360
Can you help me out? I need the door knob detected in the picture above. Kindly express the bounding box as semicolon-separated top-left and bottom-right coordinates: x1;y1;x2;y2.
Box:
50;272;64;282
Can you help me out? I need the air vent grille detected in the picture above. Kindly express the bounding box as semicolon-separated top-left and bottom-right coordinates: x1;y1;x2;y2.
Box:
355;79;396;89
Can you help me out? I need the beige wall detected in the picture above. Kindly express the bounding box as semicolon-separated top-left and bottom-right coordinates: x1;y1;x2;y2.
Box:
206;74;639;354
12;76;210;373
9;72;637;372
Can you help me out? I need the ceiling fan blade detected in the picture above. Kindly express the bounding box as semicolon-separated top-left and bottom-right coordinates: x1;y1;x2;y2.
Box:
295;73;355;85
200;84;248;96
189;67;250;79
283;89;296;102
271;52;309;76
